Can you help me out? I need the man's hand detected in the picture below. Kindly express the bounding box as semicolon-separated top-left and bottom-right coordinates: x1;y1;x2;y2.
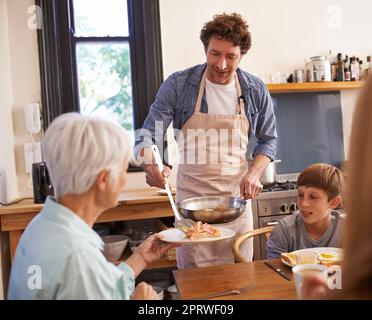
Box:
240;154;271;199
144;158;171;189
240;171;263;199
131;282;158;300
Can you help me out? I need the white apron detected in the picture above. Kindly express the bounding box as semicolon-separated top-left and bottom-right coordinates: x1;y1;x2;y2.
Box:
176;70;253;269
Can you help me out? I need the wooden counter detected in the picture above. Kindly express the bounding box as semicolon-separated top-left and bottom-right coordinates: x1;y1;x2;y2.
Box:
0;188;177;296
267;81;364;94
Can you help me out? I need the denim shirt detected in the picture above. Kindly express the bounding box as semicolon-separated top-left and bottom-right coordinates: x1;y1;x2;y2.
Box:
134;63;278;161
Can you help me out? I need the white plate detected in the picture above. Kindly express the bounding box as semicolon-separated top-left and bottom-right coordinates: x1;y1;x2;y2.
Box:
281;247;343;267
158;227;235;245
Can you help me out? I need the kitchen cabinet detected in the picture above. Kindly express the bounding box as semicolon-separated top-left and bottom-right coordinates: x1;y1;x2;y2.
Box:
0;188;176;297
266;81;364;94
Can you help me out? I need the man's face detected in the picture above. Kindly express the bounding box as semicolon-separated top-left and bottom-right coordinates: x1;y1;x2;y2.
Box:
205;36;243;85
296;186;338;225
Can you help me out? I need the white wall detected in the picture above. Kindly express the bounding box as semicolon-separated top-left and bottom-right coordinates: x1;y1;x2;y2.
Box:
0;0;18;300
160;0;372;77
159;0;371;156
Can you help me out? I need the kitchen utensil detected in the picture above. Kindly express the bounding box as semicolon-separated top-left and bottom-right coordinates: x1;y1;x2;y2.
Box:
309;56;332;82
177;196;246;224
190;284;256;300
264;260;292;281
248;158;281;185
151;145;194;228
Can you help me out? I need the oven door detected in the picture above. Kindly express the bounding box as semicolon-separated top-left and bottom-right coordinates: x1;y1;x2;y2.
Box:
255;214;292;260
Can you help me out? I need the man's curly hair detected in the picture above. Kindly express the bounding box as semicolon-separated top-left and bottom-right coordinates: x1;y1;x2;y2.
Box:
200;13;252;54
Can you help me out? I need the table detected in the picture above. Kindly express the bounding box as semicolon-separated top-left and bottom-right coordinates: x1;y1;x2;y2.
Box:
173;259;297;300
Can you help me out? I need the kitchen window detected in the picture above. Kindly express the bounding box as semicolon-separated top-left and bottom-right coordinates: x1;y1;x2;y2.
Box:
36;0;163;170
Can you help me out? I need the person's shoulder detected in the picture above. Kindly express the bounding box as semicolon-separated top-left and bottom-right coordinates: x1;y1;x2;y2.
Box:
277;212;299;228
167;64;205;82
237;68;267;90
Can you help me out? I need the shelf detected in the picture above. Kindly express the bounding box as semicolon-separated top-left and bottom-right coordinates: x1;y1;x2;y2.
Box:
266;81;364;94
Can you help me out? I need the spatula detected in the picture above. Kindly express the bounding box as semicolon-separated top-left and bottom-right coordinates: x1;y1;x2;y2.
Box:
151;145;195;229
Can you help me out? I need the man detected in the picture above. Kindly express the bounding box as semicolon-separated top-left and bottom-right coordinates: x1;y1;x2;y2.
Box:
134;13;277;269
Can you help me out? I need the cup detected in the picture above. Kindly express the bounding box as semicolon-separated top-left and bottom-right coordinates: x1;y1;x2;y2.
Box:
292;263;328;299
296;251;318;265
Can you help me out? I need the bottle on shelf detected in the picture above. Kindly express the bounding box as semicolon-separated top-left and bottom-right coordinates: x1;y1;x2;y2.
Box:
350;57;356;81
344;55;351;81
335;53;345;81
366;56;372;80
359;60;365;81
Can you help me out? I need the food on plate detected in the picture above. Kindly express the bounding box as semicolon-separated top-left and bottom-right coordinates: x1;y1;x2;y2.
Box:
178;221;221;240
281;250;343;267
281;252;297;266
318;252;336;260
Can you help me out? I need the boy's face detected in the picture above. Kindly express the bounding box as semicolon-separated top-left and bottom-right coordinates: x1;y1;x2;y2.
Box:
296;186;340;225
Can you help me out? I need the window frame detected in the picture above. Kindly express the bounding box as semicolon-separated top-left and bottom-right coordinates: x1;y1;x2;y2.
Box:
36;0;164;171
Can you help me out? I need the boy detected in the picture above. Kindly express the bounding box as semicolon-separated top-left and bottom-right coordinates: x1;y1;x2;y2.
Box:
267;163;345;259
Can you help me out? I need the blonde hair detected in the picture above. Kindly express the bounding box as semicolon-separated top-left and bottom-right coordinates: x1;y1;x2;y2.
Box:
42;113;132;198
341;77;372;298
297;163;344;201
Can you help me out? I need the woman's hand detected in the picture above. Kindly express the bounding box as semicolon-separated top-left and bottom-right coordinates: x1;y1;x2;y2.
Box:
136;233;178;265
301;274;329;299
130;282;158;300
125;233;179;277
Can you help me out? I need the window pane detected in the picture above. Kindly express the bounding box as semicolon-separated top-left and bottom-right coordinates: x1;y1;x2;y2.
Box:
73;0;129;37
76;43;134;138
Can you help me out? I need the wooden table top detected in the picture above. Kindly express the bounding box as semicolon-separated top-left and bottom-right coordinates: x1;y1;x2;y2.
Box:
173;259;297;300
0;187;172;215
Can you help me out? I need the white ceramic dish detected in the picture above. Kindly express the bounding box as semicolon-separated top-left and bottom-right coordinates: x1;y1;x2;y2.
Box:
158;227;235;245
281;247;343;267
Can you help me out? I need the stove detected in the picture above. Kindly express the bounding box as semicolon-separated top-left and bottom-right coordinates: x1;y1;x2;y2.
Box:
251;182;298;260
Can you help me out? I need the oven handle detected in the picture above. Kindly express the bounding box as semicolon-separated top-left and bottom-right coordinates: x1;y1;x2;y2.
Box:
266;221;279;226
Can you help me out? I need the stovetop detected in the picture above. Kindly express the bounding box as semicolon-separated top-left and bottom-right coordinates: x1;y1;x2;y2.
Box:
256;182;297;200
261;182;297;193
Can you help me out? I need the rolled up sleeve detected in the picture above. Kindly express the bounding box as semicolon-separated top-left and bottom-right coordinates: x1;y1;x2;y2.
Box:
134;74;178;161
252;85;278;161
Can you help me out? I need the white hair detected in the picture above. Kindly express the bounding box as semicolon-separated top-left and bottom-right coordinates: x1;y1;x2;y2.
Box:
42;113;132;198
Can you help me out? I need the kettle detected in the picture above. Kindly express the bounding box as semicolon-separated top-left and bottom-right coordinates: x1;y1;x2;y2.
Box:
32;162;54;203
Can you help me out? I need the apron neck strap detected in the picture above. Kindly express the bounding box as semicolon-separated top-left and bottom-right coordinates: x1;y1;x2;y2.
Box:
194;70;246;116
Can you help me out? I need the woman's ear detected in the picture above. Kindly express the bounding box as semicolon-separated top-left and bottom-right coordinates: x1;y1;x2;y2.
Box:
330;195;342;209
96;169;110;191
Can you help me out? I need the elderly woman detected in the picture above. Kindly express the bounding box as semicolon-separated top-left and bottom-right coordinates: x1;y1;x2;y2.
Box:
8;113;175;299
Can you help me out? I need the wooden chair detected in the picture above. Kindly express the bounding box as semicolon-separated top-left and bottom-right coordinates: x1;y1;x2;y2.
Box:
233;226;274;263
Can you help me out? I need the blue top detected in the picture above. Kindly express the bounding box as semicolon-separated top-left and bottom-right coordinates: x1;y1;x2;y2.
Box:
134;63;278;161
8;197;135;300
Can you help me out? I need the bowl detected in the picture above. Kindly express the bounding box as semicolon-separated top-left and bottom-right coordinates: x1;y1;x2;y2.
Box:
177;196;246;224
167;284;180;300
152;286;164;300
101;235;129;261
